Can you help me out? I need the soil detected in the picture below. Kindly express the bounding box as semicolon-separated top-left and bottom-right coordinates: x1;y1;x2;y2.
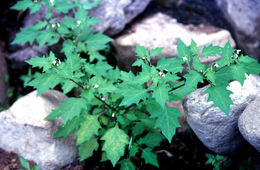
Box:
0;0;259;170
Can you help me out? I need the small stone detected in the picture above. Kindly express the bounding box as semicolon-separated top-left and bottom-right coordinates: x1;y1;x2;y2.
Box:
238;97;260;152
0;90;77;170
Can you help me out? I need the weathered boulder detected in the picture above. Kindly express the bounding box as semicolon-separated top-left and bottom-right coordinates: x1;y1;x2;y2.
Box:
0;90;77;170
112;12;235;71
9;0;151;68
0;46;8;102
216;0;260;61
183;74;260;154
238;97;260;152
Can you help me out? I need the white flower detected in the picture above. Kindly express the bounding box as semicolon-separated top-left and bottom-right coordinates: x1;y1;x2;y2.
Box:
236;49;241;54
51;24;56;28
57;23;60;27
50;0;54;6
112;113;115;117
77;20;81;26
182;57;188;61
52;60;57;65
101;97;105;101
94;84;99;88
214;63;219;68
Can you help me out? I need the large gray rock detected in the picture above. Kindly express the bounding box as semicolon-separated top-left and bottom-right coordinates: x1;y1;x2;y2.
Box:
238;97;260;152
9;0;151;68
216;0;260;61
183;74;260;154
112;12;235;71
0;47;8;102
0;90;77;170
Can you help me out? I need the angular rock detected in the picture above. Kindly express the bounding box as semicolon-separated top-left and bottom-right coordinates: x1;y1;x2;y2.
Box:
238;97;260;152
0;47;8;102
216;0;260;61
183;74;260;154
0;90;77;170
112;12;235;70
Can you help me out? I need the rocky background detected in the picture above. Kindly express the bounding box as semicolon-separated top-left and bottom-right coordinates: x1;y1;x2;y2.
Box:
0;0;260;169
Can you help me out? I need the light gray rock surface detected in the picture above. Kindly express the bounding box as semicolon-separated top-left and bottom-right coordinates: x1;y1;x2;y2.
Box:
183;74;260;154
216;0;260;61
112;12;235;70
0;90;77;170
238;97;260;152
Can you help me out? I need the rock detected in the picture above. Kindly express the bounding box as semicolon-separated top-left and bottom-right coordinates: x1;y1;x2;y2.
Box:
238;97;260;152
112;12;235;71
215;0;260;61
183;74;260;154
0;90;77;170
88;0;151;36
0;46;8;102
8;44;47;69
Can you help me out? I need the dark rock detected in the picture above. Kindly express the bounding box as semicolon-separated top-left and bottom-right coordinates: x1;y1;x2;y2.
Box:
0;45;8;103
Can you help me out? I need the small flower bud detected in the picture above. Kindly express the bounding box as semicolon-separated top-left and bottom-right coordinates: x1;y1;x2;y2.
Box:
57;23;60;27
52;60;57;65
77;20;81;26
51;24;56;28
182;57;188;61
94;84;99;88
236;49;241;54
112;113;115;117
50;0;54;6
214;63;219;68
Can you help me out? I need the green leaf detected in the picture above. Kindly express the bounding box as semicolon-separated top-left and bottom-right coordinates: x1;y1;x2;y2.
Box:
150;47;163;57
204;85;233;115
120;159;136;170
156;56;184;74
215;67;233;86
26;52;56;72
36;30;60;48
136;45;149;58
147;101;182;142
119;86;148;106
32;165;41;170
79;138;99;161
201;44;221;57
221;41;234;59
152;83;170;109
101;125;129;167
138;132;164;147
11;0;42;14
245;62;260;75
61;80;78;94
239;55;256;64
19;157;30;170
206;71;216;84
141;148;159;167
86;32;112;51
27;71;62;95
12;25;39;45
184;70;203;91
230;64;247;86
190;39;198;54
53;97;87;124
62;40;76;56
55;0;75;13
53;116;81;138
129;145;139;158
193;57;206;72
177;39;191;61
76;114;101;145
